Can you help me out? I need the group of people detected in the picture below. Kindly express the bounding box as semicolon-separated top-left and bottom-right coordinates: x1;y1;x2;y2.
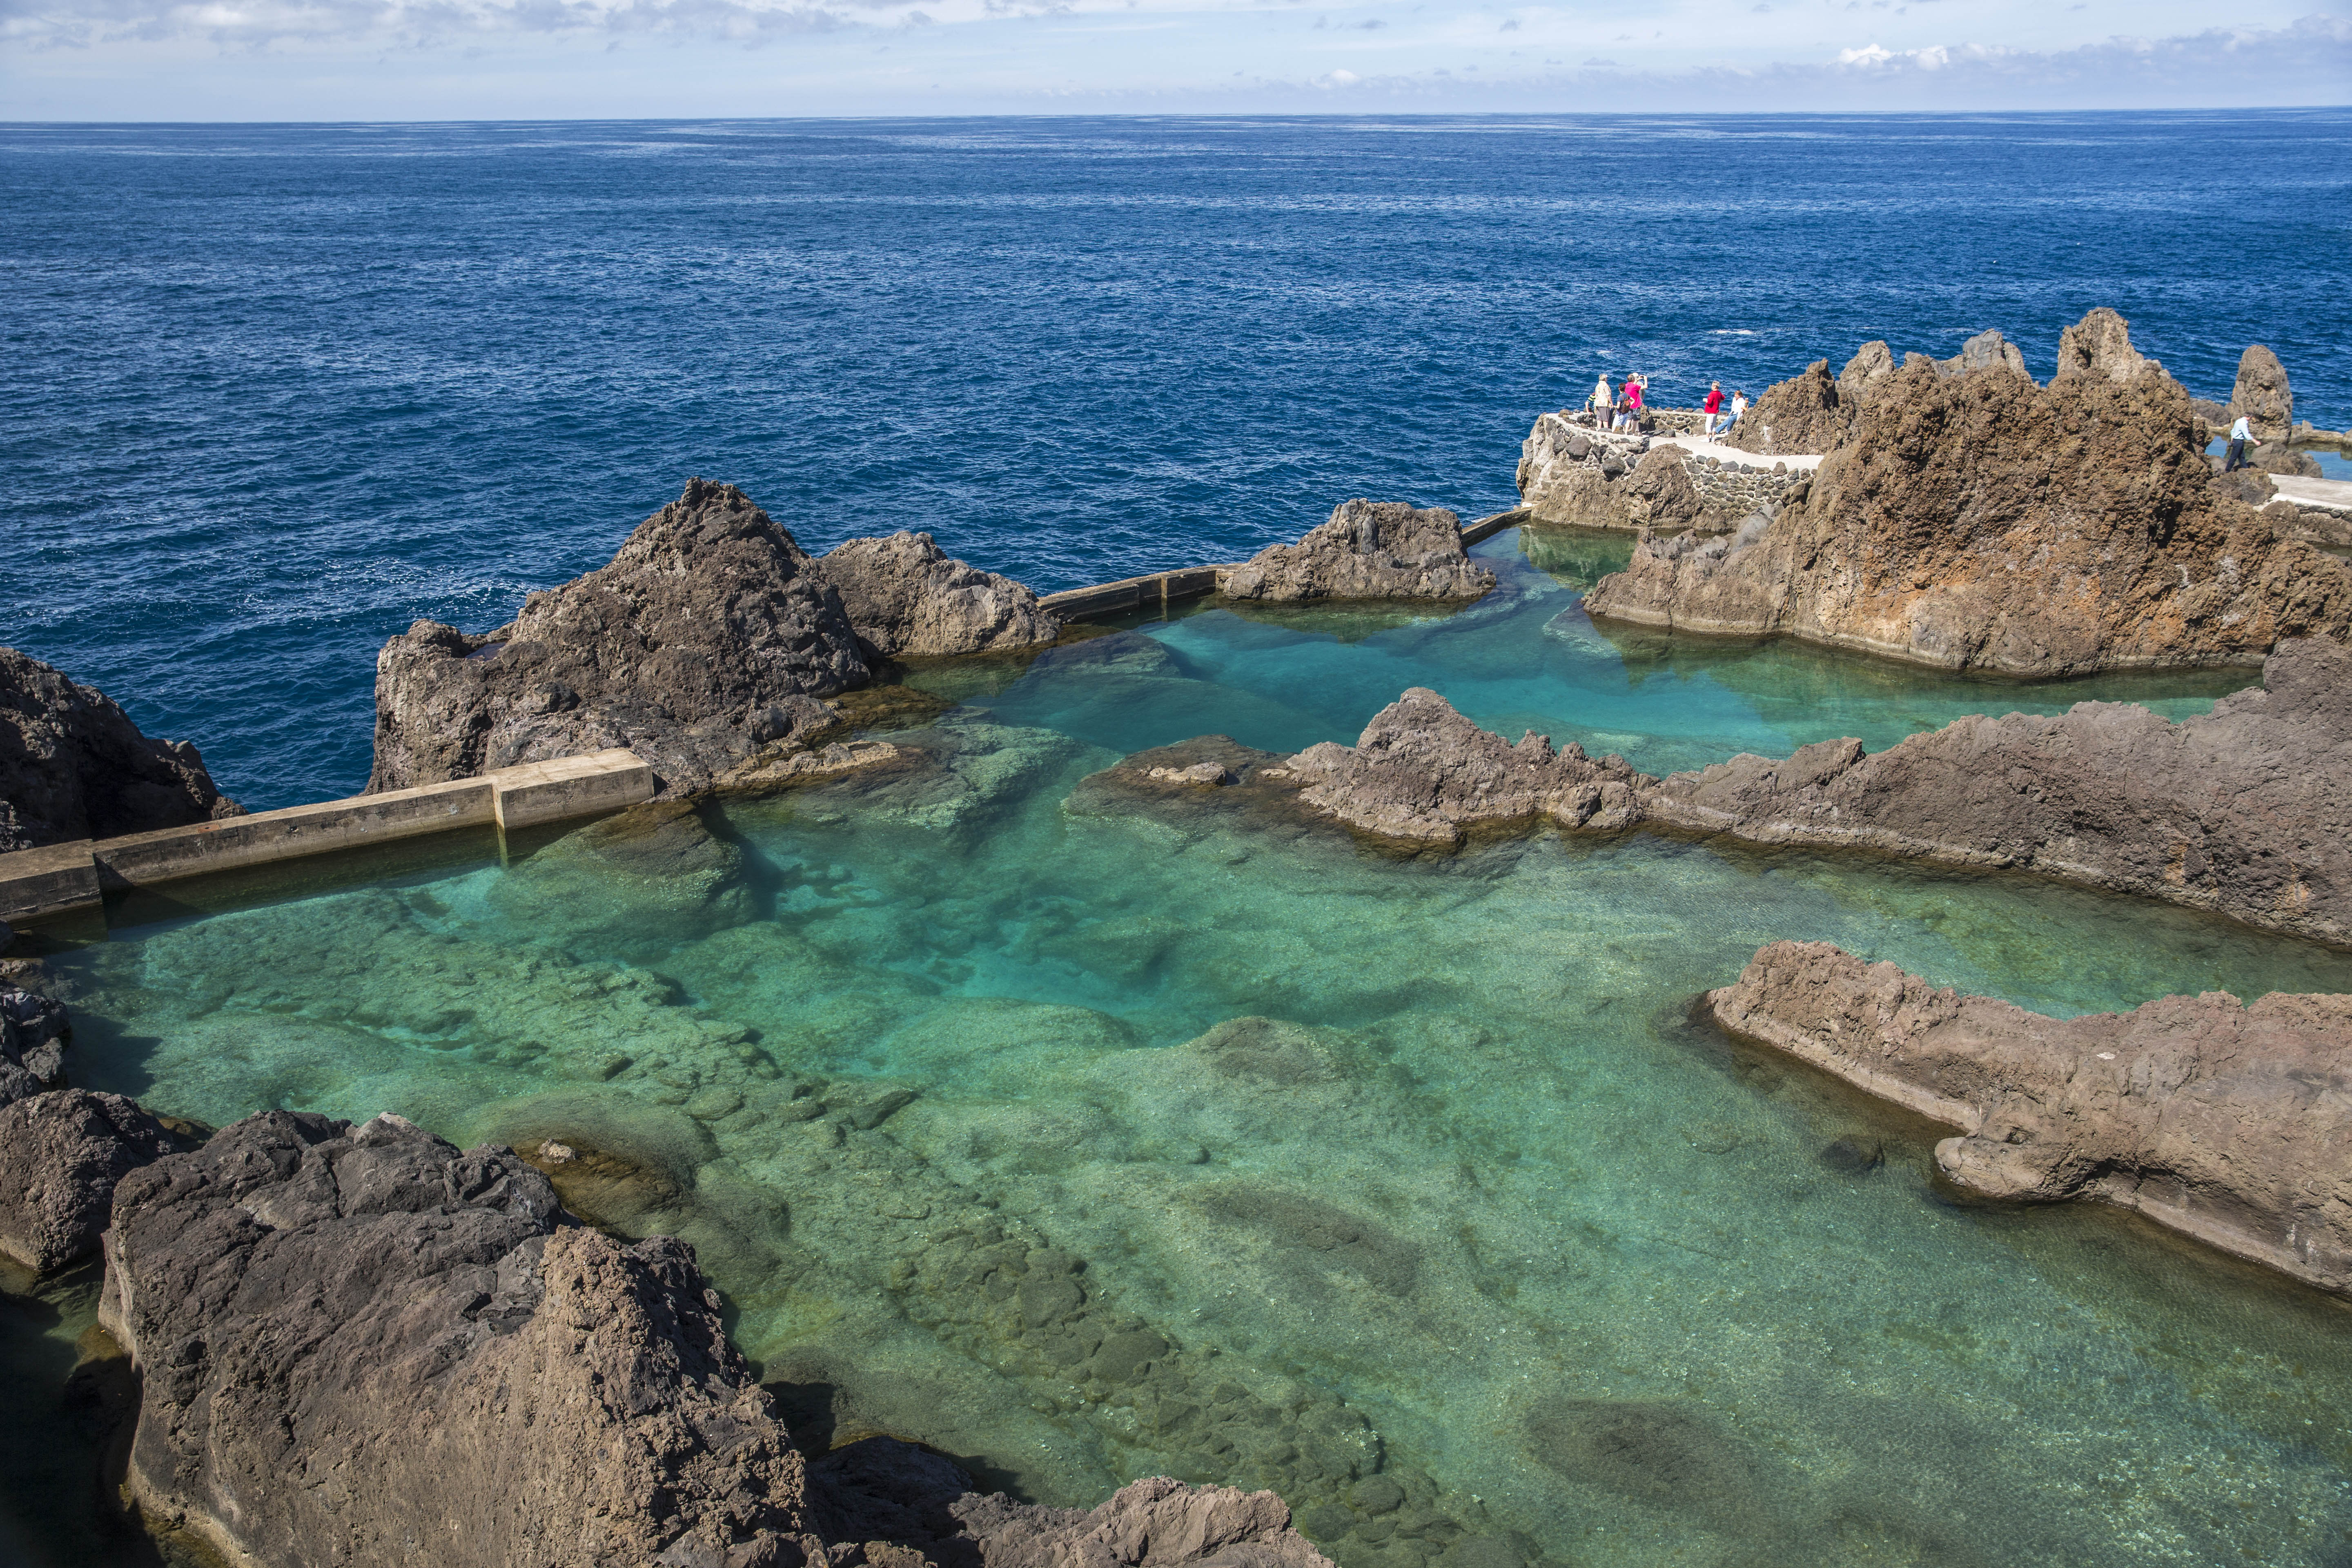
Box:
1586;374;1747;437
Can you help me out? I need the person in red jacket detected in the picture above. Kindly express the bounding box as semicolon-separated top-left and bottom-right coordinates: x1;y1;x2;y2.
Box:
1702;381;1725;437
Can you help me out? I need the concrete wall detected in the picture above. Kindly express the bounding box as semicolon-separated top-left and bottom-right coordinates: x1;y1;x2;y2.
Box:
1;749;653;927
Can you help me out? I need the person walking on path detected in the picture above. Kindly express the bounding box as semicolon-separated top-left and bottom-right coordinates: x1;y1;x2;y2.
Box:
1590;373;1613;424
1702;381;1725;437
2225;413;2263;472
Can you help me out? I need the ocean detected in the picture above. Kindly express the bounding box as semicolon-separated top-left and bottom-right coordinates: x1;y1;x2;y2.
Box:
6;110;2349;808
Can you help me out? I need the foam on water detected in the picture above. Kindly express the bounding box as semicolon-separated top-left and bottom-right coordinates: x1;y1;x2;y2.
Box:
25;540;2352;1567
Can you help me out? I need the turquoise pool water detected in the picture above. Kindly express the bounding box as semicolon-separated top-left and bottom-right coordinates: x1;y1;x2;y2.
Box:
26;531;2352;1568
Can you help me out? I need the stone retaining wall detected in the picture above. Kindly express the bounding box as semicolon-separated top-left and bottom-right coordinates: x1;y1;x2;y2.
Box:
1517;411;1799;533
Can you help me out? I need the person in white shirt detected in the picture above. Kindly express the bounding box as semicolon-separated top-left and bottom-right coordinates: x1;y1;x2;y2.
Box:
2225;414;2262;472
1728;390;1748;431
1589;374;1612;423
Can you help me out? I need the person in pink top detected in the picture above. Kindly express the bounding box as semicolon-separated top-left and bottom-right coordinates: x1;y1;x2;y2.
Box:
1623;373;1646;430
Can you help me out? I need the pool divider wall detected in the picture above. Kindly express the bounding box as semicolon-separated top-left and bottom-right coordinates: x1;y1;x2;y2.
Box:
3;508;1532;927
1036;508;1528;623
0;748;655;927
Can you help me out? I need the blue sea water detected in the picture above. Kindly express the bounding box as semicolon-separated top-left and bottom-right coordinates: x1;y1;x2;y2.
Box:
6;111;2350;807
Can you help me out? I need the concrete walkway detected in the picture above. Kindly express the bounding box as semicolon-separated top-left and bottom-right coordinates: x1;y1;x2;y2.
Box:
2269;474;2352;515
1651;433;1826;473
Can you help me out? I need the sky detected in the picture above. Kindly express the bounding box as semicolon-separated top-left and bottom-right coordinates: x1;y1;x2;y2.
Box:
1;0;2346;118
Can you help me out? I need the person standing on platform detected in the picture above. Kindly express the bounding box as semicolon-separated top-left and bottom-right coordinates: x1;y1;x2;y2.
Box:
1624;373;1646;431
2225;413;2262;472
1590;373;1613;424
1702;381;1725;437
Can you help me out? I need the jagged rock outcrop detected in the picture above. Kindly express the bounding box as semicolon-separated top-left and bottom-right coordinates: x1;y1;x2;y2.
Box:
811;532;1061;659
1586;343;2352;675
369;479;869;799
1704;941;2352;1296
1938;327;2028;378
2232;345;2293;442
1221;501;1494;604
101;1109;825;1568
0;1089;177;1273
1643;637;2352;944
1723;358;1845;457
0;648;241;852
2052;307;2152;384
1615;445;1704;532
0;982;70;1106
1279;688;1647;845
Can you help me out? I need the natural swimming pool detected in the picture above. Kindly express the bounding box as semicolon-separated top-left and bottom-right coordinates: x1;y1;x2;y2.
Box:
18;530;2352;1568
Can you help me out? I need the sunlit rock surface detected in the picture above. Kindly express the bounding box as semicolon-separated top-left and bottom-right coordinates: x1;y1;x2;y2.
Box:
1223;501;1494;604
1706;940;2352;1294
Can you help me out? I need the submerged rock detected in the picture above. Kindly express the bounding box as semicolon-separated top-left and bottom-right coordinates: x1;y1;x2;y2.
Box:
1586;319;2352;675
1280;688;1648;846
494;797;755;951
811;531;1061;659
1223;501;1494;604
0;647;242;852
1642;637;2352;944
101;1109;824;1568
1705;941;2352;1296
953;1475;1335;1568
0;1089;178;1273
2231;344;2293;443
369;478;869;798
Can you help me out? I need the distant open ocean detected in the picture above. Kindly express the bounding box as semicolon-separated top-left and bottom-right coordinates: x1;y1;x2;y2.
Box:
5;111;2348;808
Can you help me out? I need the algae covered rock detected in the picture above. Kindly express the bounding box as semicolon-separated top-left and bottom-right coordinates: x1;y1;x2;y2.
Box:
100;1109;821;1568
0;647;242;852
494;797;755;951
1223;501;1494;604
812;530;1061;658
369;477;869;798
1706;941;2352;1296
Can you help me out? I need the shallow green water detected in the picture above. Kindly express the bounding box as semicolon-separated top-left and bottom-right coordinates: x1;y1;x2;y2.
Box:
27;532;2352;1568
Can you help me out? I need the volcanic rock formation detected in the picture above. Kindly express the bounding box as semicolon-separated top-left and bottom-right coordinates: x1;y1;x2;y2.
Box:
370;479;866;797
2051;307;2153;384
102;1108;822;1568
0;982;70;1106
1936;327;2029;379
92;1105;1342;1568
2231;344;2294;443
1222;501;1494;604
811;530;1061;659
1641;636;2352;945
1722;358;1848;457
1517;418;1795;531
1704;941;2352;1296
1277;688;1647;844
1584;336;2352;675
0;1089;178;1272
0;648;242;852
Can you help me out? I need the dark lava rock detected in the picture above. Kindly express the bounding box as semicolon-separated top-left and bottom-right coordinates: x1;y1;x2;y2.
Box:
0;647;241;852
1587;312;2352;675
1279;687;1648;845
1816;1136;1885;1177
812;532;1061;658
1643;636;2352;945
100;1108;822;1568
1223;501;1495;604
0;983;70;1106
1707;940;2352;1296
1722;356;1851;456
368;477;869;798
0;1089;178;1272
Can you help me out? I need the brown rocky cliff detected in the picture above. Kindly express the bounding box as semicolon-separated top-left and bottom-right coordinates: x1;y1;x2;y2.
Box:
1221;500;1494;604
1586;352;2352;675
2231;345;2293;442
811;531;1061;659
1705;940;2352;1296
